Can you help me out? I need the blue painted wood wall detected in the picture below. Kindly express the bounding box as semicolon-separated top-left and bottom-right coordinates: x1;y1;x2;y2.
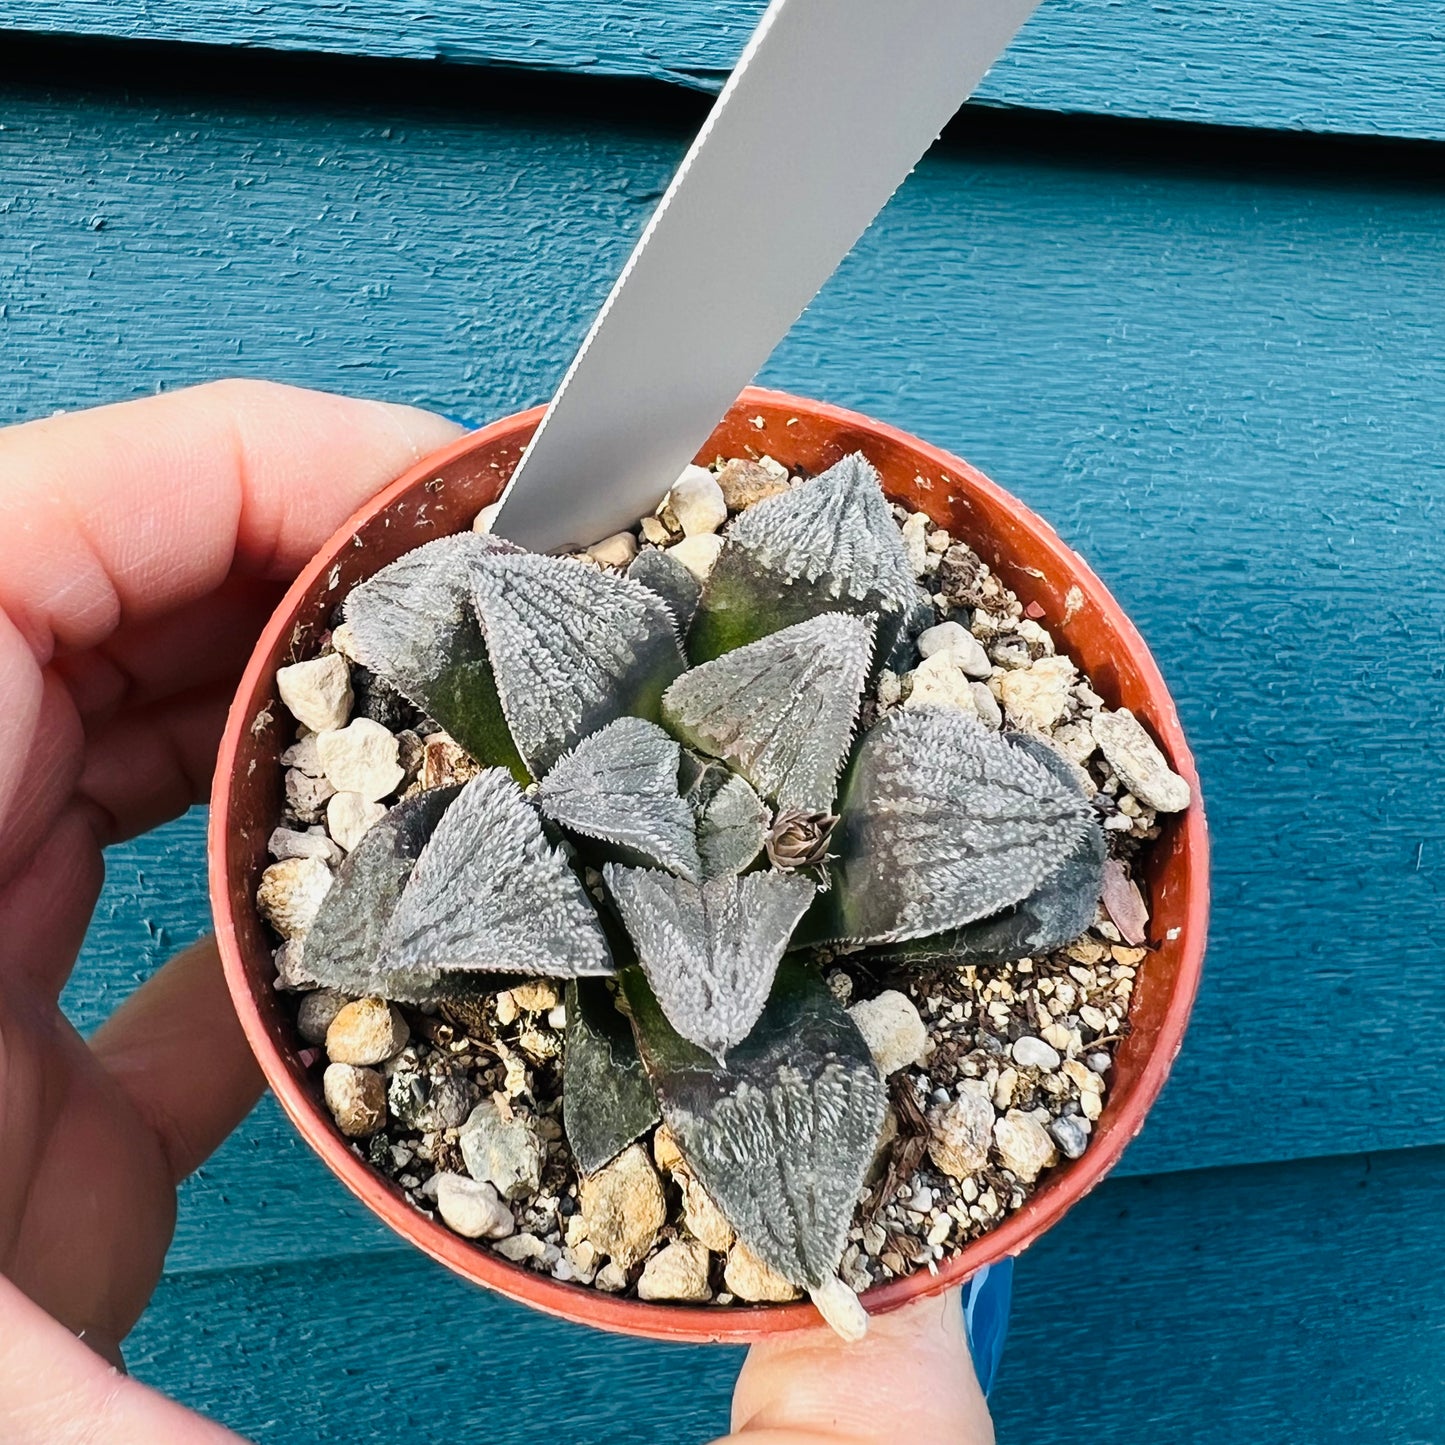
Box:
6;8;1443;1440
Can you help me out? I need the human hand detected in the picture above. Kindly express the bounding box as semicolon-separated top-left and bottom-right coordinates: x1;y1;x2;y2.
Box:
0;380;462;1439
0;381;995;1444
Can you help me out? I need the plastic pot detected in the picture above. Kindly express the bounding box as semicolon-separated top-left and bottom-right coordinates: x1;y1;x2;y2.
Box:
211;387;1208;1344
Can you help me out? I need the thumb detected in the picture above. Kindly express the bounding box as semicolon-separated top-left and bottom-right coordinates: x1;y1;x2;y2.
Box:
0;1278;245;1444
719;1287;995;1445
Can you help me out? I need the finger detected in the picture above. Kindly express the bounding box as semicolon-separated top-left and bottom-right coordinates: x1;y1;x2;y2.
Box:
721;1289;994;1445
0;1278;244;1445
0;806;104;994
76;682;234;846
50;573;284;721
91;936;263;1185
0;381;461;851
0;378;463;660
0;635;84;885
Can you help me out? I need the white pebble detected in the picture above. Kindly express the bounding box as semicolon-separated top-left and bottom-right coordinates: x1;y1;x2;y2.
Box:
276;655;353;733
668;533;724;582
916;621;991;678
809;1276;868;1342
322;1062;386;1137
267;825;343;867
667;466;728;536
316;718;404;801
586;531;640;568
904;653;977;714
256;856;333;939
473;501;503;533
1011;1035;1062;1071
995;655;1076;732
637;1240;712;1302
993;1110;1058;1182
325;792;387;851
1091;708;1192;813
435;1173;516;1240
900;512;930;576
848;990;928;1075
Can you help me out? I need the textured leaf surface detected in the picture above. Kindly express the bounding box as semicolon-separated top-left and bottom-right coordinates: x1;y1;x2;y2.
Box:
696;772;770;880
826;709;1095;946
538;717;699;881
342;534;528;781
382;769;612;978
880;738;1106;965
605;865;815;1058
624;959;886;1290
302;786;461;1003
471;549;685;775
563;979;660;1176
627;546;701;636
690;453;919;660
662;613;873;813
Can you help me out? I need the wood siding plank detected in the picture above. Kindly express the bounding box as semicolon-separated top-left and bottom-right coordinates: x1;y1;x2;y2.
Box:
4;1;1445;141
120;1146;1445;1442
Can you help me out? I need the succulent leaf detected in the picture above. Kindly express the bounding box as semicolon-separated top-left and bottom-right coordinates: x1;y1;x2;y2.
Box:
689;452;920;660
696;772;770;880
538;717;700;882
662;612;873;814
470;549;686;776
604;865;815;1059
302;785;462;1003
627;546;702;636
563;979;661;1175
820;708;1095;946
381;769;613;979
343;534;529;781
875;735;1107;964
623;958;886;1290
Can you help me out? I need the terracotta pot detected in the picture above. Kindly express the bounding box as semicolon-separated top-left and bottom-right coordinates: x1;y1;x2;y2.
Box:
211;387;1208;1344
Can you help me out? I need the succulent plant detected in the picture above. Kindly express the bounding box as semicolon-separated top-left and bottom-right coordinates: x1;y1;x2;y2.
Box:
301;452;1106;1329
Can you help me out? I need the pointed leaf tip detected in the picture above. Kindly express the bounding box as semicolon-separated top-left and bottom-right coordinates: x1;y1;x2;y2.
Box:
382;768;612;979
627;546;702;637
563;978;661;1175
342;533;528;779
696;771;770;879
689;452;918;659
625;958;886;1290
605;865;815;1058
538;717;700;881
829;708;1095;946
663;612;874;814
303;785;462;1003
471;549;685;775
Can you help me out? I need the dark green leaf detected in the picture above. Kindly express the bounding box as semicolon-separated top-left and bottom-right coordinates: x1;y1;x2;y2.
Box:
696;773;770;879
343;534;529;783
605;866;815;1059
871;734;1107;964
821;708;1095;946
627;546;701;636
689;452;919;661
662;612;874;813
302;785;461;1004
623;958;886;1290
538;717;700;881
563;979;661;1176
381;769;613;978
470;549;686;775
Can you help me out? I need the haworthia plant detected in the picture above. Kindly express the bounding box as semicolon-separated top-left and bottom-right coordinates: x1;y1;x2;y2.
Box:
298;449;1111;1336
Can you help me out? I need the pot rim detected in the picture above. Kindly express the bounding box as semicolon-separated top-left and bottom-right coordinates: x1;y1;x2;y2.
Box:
210;385;1209;1343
